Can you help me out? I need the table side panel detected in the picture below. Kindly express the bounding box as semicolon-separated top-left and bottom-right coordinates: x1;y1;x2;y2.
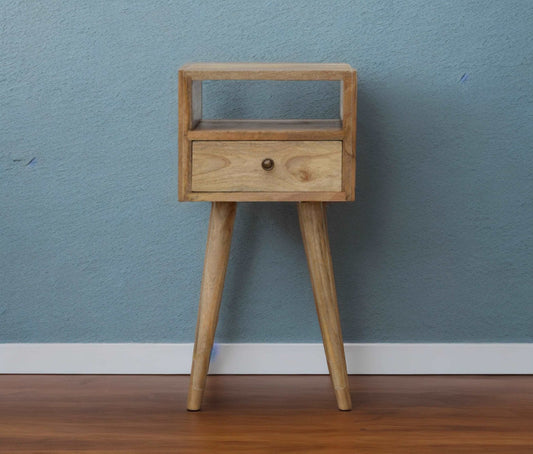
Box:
341;71;357;201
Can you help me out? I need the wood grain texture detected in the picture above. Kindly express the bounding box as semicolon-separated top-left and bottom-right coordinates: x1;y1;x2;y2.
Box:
187;119;343;141
298;202;351;410
192;141;342;193
180;62;354;80
187;202;237;411
2;375;533;453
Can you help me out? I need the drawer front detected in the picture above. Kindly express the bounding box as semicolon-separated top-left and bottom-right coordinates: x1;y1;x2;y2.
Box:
191;141;342;193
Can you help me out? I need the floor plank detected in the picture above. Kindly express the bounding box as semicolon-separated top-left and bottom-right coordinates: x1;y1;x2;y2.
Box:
0;375;532;453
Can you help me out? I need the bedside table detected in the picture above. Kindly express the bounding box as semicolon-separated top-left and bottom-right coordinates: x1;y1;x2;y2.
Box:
178;63;356;411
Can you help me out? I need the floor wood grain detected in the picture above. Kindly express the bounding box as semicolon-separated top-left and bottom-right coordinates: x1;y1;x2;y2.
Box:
1;375;532;453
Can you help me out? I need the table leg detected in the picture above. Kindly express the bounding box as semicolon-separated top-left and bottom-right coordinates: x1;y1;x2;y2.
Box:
297;202;352;411
187;201;237;411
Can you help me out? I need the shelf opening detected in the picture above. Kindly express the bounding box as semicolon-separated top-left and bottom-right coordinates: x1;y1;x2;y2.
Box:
201;80;341;120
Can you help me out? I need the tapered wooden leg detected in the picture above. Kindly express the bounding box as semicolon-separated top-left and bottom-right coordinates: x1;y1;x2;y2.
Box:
187;201;237;411
298;202;352;411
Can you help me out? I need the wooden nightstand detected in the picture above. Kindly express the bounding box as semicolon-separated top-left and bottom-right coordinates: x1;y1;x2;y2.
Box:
178;63;357;411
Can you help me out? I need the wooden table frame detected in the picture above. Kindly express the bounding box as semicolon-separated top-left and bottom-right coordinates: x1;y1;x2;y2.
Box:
178;63;357;411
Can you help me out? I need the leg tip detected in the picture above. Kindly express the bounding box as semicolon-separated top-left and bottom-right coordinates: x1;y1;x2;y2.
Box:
337;396;352;411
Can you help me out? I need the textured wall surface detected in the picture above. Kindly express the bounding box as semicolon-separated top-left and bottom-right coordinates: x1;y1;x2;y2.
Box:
1;1;532;342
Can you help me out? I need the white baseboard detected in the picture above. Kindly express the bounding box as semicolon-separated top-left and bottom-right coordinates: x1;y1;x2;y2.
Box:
1;343;532;374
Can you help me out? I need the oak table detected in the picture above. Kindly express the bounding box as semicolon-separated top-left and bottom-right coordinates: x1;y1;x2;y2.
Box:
178;63;357;411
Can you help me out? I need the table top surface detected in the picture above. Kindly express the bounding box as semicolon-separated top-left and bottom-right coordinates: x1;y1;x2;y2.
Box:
179;62;355;80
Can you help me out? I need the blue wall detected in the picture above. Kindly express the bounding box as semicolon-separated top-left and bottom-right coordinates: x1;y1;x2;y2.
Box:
1;1;532;342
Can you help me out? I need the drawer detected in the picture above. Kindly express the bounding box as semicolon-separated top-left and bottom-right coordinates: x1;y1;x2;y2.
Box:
191;141;342;193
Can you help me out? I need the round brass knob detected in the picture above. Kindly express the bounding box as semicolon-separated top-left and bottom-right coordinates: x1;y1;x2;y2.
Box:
261;158;274;171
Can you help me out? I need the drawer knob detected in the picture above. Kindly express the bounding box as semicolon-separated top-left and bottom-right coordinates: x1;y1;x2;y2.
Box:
261;158;274;171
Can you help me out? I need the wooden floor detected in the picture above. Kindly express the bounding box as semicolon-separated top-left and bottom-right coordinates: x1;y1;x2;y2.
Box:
1;375;532;453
